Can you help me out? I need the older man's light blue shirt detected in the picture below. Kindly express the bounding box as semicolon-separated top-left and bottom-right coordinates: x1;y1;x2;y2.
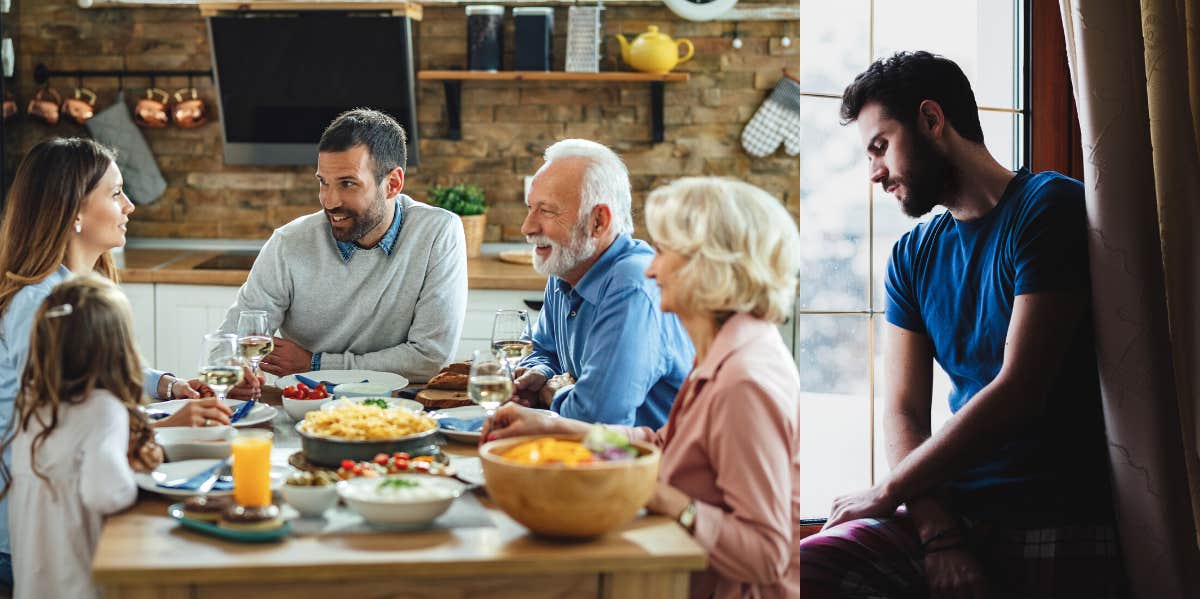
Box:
520;235;694;428
0;266;165;555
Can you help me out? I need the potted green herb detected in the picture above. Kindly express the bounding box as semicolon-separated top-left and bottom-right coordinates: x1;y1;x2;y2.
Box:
429;184;487;258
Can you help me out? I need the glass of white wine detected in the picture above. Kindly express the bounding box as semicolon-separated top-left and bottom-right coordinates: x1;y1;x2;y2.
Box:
236;310;273;375
199;333;244;406
468;348;513;420
491;309;532;370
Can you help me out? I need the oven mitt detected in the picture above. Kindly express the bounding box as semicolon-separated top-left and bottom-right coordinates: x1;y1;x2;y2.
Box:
741;76;802;158
85;90;167;205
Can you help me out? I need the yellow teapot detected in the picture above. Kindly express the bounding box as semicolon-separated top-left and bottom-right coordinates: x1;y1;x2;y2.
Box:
616;26;694;74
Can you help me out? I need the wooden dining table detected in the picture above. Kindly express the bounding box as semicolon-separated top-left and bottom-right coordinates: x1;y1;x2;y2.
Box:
92;394;707;599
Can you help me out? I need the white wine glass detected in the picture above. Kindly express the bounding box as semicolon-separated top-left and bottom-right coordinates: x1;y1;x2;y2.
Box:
236;310;272;376
490;309;532;370
469;348;513;420
199;333;244;407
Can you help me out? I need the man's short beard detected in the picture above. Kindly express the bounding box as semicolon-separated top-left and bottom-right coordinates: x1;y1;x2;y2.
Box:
897;131;956;218
529;218;597;277
330;186;389;243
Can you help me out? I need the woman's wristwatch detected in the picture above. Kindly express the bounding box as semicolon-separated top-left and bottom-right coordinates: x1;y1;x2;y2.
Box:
677;501;697;533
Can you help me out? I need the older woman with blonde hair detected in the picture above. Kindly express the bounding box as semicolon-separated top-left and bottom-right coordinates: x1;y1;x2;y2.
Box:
483;176;802;599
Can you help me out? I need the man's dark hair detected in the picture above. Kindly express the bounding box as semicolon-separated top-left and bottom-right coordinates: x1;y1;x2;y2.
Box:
318;108;408;181
840;51;984;144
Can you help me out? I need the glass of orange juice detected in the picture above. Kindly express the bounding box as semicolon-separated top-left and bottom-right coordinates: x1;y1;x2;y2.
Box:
231;429;273;507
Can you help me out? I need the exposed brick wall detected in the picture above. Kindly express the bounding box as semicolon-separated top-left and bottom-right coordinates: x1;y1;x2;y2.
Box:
1;0;798;241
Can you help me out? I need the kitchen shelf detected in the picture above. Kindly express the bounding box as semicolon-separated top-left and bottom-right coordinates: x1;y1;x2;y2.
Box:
198;1;422;19
418;70;690;143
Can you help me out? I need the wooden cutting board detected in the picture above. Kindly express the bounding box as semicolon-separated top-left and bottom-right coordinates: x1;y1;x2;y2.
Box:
497;250;533;265
414;389;474;410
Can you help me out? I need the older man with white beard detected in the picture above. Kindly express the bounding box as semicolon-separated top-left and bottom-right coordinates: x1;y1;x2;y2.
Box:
509;139;693;428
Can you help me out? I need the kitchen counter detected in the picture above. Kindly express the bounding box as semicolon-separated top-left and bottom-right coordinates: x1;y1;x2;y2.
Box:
119;248;548;291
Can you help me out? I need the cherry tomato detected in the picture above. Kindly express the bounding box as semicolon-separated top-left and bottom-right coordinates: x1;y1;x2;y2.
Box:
395;459;409;470
297;383;310;392
315;384;328;394
373;453;389;465
340;459;355;470
395;452;410;460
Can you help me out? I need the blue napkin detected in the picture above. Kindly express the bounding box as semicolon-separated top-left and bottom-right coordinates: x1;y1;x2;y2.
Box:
294;374;368;390
158;458;230;491
439;417;485;432
229;399;256;423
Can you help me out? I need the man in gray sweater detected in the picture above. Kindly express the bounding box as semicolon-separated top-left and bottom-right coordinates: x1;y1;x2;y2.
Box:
218;109;467;383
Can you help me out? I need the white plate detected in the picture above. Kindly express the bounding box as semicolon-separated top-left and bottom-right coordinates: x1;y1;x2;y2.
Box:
135;459;288;499
430;405;486;443
276;370;409;394
149;399;278;428
321;397;424;414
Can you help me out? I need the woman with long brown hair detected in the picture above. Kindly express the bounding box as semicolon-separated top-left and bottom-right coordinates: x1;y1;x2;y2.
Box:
2;275;163;599
0;137;233;587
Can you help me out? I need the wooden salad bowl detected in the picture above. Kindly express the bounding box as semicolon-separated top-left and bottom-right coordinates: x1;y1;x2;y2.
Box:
479;434;660;538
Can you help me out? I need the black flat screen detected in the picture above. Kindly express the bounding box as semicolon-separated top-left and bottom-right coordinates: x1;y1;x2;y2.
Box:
209;13;419;165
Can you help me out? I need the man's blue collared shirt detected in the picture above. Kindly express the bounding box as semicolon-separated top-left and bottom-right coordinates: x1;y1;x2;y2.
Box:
520;235;694;428
334;199;404;262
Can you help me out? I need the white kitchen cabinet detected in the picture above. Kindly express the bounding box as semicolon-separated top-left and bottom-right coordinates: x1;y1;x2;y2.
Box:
120;283;157;368
154;284;240;377
456;289;543;361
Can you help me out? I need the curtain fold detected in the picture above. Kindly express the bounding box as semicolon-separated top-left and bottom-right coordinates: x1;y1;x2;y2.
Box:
1058;0;1200;596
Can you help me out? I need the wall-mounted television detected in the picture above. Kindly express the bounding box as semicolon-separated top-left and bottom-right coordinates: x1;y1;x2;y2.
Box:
207;12;419;166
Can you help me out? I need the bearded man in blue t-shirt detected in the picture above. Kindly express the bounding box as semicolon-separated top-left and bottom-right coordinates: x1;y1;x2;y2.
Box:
799;51;1126;598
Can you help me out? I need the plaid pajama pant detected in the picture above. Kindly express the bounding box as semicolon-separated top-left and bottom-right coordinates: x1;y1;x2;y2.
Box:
799;512;1127;598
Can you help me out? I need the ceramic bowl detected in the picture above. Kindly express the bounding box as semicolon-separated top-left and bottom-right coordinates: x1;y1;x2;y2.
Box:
337;474;466;528
279;483;339;518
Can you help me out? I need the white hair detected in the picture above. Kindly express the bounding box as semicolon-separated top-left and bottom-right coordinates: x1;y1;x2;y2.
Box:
542;139;634;236
645;177;801;324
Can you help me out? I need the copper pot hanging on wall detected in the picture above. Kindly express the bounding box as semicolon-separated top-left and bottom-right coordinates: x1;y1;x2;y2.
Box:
171;87;207;129
62;87;97;125
26;86;62;126
133;87;170;128
2;89;17;123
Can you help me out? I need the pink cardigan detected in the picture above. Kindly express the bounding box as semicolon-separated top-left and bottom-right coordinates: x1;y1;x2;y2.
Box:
626;313;801;599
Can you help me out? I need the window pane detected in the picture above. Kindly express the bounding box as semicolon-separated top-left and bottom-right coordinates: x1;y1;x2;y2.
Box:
871;193;946;310
797;314;871;516
798;97;870;311
800;0;871;95
873;0;1019;109
872;315;955;481
979;109;1024;170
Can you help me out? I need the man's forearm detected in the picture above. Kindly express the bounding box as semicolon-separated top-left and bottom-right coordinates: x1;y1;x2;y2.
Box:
886;411;960;538
883;376;1037;508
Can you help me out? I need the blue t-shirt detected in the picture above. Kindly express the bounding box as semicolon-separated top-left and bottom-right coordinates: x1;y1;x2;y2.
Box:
885;168;1111;524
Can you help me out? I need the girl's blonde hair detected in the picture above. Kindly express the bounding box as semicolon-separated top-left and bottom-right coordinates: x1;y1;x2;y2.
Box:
0;138;119;321
644;177;801;324
0;275;152;496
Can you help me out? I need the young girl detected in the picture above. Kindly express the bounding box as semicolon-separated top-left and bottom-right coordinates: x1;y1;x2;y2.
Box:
0;275;162;599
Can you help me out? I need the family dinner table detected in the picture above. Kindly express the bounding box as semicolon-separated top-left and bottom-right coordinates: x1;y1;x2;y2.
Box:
92;391;707;599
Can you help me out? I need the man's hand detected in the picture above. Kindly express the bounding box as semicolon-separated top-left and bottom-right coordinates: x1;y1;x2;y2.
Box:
512;368;548;407
822;482;900;530
925;547;989;599
259;336;313;377
227;365;264;401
